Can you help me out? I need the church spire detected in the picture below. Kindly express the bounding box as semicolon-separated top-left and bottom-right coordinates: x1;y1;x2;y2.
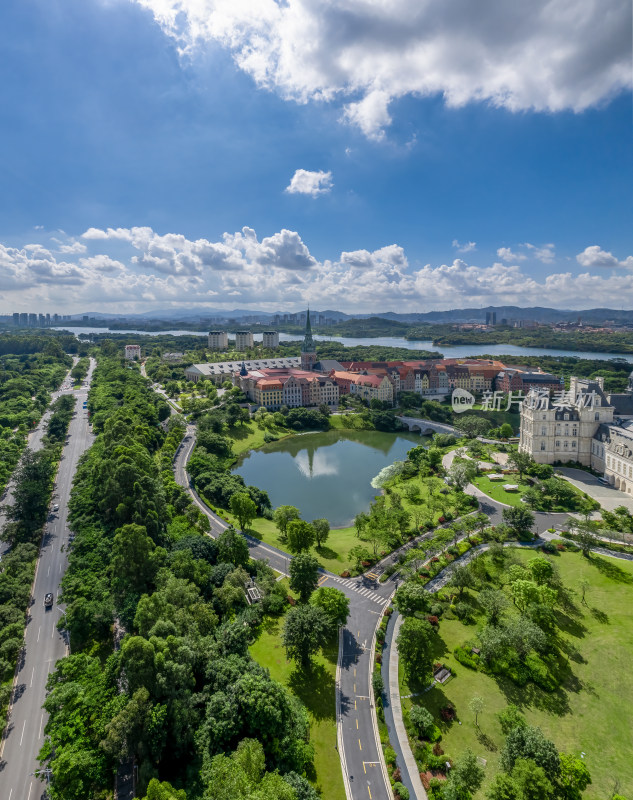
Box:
300;308;317;369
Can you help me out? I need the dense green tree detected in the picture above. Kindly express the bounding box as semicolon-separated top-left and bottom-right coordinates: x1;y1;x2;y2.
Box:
289;554;320;602
311;518;330;549
310;587;349;633
557;754;592;799
451;563;476;597
502;506;535;539
501;726;560;778
273;505;301;541
408;705;434;738
393;582;431;616
486;774;520;800
218;527;250;567
511;759;554;800
479;589;509;626
230;492;257;532
397;617;434;678
508;451;534;481
286;520;316;554
282;604;329;666
497;705;527;735
142;780;187;800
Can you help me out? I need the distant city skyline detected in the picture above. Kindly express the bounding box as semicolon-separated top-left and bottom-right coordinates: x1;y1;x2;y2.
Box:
0;0;630;313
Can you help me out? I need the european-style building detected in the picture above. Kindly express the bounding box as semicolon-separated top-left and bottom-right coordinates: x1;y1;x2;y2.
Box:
519;373;633;494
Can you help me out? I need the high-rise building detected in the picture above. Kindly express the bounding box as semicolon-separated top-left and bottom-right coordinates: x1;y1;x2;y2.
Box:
19;313;28;326
262;331;279;348
208;331;229;351
124;344;141;360
46;313;50;325
12;313;19;326
28;313;37;326
300;310;317;370
235;331;254;350
486;311;497;326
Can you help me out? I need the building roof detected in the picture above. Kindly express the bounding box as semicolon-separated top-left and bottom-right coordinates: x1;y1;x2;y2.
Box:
187;357;301;376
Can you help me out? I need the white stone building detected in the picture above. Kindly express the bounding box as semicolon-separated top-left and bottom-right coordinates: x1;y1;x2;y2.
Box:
208;331;229;351
235;331;254;350
124;344;141;360
519;373;633;495
262;331;279;348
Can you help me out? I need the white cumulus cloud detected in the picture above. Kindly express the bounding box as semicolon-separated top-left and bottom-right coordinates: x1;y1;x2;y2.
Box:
133;0;632;138
497;247;526;263
576;245;633;270
453;240;477;254
285;169;333;196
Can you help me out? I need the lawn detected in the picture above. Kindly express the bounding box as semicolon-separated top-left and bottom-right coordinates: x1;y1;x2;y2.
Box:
401;548;633;798
472;474;531;507
227;420;294;456
250;614;346;800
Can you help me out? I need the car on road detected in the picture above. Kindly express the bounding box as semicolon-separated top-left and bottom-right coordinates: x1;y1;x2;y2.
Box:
44;592;54;609
53;503;59;512
598;477;611;486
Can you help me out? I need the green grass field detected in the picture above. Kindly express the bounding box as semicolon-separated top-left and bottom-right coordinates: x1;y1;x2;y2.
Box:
227;420;294;456
472;475;530;507
250;615;346;800
401;548;633;798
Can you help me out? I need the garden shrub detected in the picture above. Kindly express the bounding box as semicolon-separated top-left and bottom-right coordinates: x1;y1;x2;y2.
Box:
453;645;480;671
384;746;397;766
393;783;409;800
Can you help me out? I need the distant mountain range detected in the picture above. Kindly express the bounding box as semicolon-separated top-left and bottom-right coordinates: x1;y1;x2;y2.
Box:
74;306;632;325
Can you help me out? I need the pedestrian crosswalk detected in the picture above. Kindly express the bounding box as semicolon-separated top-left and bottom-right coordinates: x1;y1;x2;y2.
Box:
323;574;391;606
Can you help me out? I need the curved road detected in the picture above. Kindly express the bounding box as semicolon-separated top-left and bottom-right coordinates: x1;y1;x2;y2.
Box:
0;358;95;800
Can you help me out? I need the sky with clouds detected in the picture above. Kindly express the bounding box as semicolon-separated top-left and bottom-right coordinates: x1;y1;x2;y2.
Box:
0;0;631;314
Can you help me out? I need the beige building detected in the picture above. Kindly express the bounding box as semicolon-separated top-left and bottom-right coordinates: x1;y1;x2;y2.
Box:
235;331;254;350
262;331;279;348
185;357;301;384
519;374;633;496
124;344;141;360
519;378;613;466
208;331;229;351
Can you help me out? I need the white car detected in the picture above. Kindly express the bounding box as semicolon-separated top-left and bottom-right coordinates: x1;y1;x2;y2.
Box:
53;503;59;512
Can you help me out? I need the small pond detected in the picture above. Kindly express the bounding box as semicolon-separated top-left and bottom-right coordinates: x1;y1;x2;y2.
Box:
233;429;428;527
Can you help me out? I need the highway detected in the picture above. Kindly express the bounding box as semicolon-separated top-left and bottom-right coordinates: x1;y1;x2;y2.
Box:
172;423;398;800
0;359;95;800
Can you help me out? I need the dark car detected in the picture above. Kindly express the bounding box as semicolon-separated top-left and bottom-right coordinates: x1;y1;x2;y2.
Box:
44;592;54;609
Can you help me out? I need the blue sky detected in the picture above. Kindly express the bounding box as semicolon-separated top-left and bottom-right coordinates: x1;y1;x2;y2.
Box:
0;0;631;314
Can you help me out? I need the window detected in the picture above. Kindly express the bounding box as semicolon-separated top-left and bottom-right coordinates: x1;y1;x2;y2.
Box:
564;413;569;420
542;414;546;420
572;428;577;436
572;441;576;448
541;427;547;436
540;441;546;451
564;441;569;449
556;440;560;447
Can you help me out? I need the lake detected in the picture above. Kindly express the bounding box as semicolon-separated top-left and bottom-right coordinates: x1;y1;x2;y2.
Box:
52;326;633;363
233;429;427;528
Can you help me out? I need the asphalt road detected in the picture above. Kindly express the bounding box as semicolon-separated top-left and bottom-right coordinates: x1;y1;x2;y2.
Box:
0;359;95;800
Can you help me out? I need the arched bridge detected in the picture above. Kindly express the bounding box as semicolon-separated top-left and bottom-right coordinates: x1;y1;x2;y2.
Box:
398;416;460;436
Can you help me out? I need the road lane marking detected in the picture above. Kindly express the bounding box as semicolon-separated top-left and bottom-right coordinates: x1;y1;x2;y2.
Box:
30;666;34;687
354;684;356;693
356;719;358;729
19;719;26;746
47;566;50;576
37;626;40;642
27;782;33;800
368;787;372;799
39;713;44;739
358;739;362;751
354;667;356;676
